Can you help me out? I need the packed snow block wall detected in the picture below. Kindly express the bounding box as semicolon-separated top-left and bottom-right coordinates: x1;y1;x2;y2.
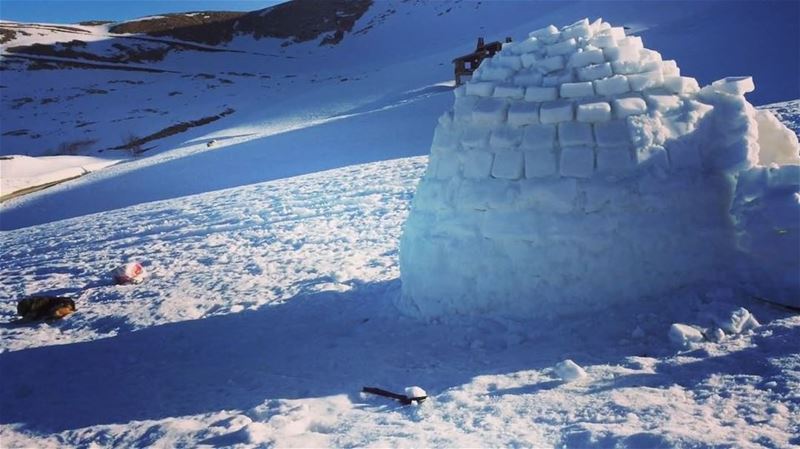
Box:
398;18;800;318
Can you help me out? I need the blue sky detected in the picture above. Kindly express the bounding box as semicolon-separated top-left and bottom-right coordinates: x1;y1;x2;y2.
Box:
0;0;285;23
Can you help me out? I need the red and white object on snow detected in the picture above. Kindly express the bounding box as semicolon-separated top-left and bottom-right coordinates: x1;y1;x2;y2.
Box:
113;262;146;285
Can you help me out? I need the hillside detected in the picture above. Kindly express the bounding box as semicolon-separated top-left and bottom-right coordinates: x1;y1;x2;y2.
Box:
1;1;799;448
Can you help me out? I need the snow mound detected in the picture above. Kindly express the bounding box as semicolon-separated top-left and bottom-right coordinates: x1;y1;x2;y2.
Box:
554;359;587;382
398;18;800;318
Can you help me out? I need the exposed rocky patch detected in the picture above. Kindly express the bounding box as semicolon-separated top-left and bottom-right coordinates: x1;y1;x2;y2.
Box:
108;0;372;47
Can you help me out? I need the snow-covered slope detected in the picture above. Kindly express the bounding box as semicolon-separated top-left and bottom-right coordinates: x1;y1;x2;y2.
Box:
1;1;800;448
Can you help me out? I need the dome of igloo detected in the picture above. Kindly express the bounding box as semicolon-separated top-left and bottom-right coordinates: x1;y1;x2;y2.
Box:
397;18;800;318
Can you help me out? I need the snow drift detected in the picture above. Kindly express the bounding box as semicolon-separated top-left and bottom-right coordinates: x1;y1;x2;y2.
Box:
399;18;800;318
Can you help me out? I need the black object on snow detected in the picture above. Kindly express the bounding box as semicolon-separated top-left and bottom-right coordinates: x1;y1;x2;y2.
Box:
362;387;427;405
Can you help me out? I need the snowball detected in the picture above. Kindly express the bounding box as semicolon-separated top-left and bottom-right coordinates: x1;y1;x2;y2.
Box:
113;262;146;285
594;75;630;96
612;97;647;118
405;386;427;400
560;146;595;178
546;38;577;56
554;359;587;382
524;150;558;178
558;122;594;147
521;124;557;150
576;102;612;123
710;76;755;96
668;323;705;346
473;98;509;124
577;62;613;82
493;85;525;100
560;82;595;99
567;49;605;68
627;70;664;91
593;120;630;147
525;86;558;102
507;102;540;127
539;100;573;123
461;151;494;179
492;151;525;179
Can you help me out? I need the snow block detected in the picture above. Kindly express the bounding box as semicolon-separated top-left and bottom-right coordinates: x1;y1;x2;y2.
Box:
525;86;558;102
529;24;559;40
492;151;525;180
543;71;575;87
593;120;631;147
612;97;647;118
589;34;617;49
558;122;594;147
519;178;577;213
466;82;494;97
669;323;705;346
490;126;523;149
560;146;595;178
513;37;543;55
453;96;479;121
663;76;699;94
546;38;577;56
561;18;592;40
662;60;680;76
576;102;612;123
461;150;494;179
635;145;670;171
535;55;566;73
477;65;514;82
461;126;491;149
577;62;613;82
665;139;702;170
710;76;755;96
521;124;557;150
493;85;525;100
645;94;681;113
627;70;664;91
596;146;633;175
560;82;595;99
473;98;509;124
435;154;461;179
524;149;558;178
539;100;574;123
514;71;544;86
594;75;630;96
507;102;540;127
496;55;523;71
567;49;605;68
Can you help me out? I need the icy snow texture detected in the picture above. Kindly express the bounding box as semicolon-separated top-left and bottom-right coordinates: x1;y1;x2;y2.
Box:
399;18;800;318
554;359;587;382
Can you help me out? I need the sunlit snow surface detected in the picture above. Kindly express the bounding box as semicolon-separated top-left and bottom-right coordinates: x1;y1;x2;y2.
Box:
1;153;799;448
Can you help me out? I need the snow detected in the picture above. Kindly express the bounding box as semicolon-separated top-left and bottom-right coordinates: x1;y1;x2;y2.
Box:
0;155;120;198
668;323;706;347
1;2;799;448
554;359;588;382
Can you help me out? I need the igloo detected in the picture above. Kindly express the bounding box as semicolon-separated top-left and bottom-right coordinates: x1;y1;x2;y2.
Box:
398;18;800;318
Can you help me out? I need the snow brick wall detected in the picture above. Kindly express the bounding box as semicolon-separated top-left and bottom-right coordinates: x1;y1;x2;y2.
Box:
398;18;800;317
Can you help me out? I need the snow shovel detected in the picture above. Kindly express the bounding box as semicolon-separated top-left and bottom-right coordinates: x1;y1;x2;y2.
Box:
362;386;427;405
